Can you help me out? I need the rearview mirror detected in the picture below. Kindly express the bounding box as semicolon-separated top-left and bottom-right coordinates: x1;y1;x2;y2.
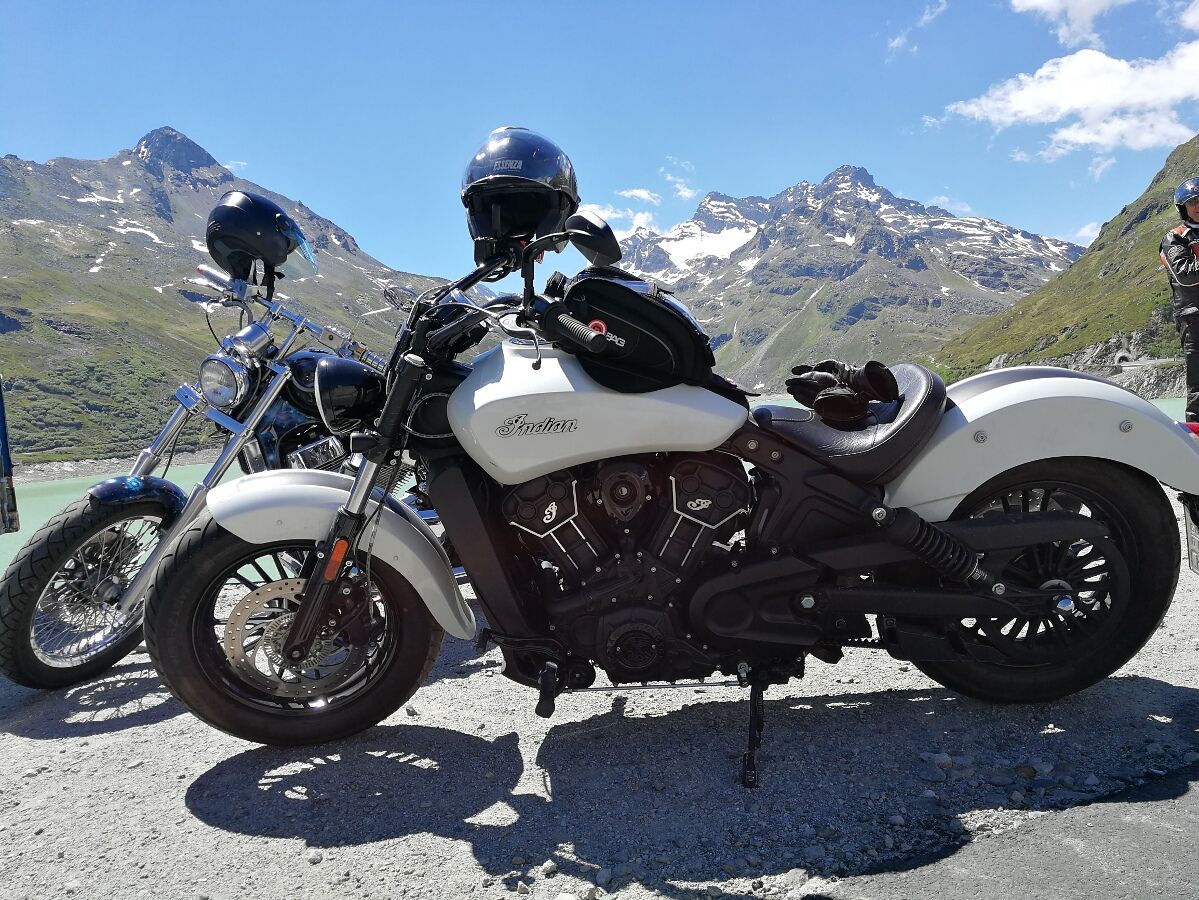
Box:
565;210;622;268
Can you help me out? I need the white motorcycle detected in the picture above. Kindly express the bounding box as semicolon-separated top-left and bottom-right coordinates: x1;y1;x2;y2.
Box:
143;212;1199;786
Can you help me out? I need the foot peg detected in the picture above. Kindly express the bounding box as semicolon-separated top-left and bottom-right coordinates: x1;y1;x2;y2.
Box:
534;661;559;718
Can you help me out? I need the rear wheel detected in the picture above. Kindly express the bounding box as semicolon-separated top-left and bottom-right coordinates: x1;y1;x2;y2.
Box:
908;458;1178;703
143;511;442;744
0;497;165;688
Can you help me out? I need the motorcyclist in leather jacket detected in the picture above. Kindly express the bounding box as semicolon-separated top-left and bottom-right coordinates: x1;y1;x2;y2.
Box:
1160;176;1199;422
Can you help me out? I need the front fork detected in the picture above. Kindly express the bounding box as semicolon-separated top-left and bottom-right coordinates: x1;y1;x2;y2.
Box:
117;366;294;614
280;353;428;663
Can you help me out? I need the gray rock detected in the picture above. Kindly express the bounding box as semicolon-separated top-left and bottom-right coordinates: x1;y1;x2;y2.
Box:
988;772;1014;787
306;849;323;865
404;704;419;717
595;867;613;886
947;819;966;834
1083;774;1101;787
516;881;531;895
951;754;974;768
931;752;953;769
722;862;740;875
1147;742;1163;755
582;889;600;900
883;834;894;850
541;860;559;876
1033;759;1055;777
1183;750;1199;764
888;815;905;827
1010;790;1025;804
512;856;526;867
919;765;947;783
1015;764;1037;780
615;862;632;877
802;844;826;862
553;894;579;900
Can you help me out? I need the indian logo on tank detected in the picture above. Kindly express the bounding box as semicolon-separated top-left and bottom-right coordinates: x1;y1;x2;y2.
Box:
687;498;713;511
542;502;558;524
495;414;579;437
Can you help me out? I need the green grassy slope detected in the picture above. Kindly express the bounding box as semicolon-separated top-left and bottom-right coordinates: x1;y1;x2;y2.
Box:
932;135;1199;380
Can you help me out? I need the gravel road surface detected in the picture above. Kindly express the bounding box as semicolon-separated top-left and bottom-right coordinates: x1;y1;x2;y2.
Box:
1;496;1197;900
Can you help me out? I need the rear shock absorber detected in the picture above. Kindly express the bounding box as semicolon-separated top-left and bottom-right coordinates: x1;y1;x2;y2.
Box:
871;505;997;591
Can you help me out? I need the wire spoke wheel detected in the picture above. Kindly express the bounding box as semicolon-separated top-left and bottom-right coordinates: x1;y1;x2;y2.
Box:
196;544;398;712
28;514;161;668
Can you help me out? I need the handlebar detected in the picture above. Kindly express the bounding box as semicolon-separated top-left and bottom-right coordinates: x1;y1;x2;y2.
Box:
550;312;607;353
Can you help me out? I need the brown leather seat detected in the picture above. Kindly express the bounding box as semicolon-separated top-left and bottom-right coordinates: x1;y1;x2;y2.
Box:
751;364;946;484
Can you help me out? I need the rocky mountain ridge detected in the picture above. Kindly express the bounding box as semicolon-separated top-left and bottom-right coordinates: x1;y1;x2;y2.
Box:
0;126;443;461
618;166;1082;390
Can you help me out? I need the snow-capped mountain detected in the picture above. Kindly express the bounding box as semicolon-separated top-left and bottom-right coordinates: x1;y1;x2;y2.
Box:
617;166;1082;391
0;126;448;461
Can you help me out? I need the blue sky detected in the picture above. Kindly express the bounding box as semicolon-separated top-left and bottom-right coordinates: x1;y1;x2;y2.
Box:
4;1;1199;280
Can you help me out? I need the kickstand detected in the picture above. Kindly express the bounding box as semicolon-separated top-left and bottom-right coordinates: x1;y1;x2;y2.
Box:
534;661;559;719
741;679;767;788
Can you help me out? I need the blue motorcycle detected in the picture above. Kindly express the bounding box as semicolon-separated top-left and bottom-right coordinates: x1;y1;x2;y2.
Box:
0;262;392;689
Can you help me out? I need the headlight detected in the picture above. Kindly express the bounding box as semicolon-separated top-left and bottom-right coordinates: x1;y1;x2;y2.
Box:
199;354;249;409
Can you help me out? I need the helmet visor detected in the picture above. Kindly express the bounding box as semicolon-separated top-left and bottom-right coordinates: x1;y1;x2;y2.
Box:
1176;179;1199;208
276;216;319;278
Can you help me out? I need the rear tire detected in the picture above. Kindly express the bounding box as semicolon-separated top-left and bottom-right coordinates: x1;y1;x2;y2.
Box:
910;458;1178;703
143;510;442;745
0;497;165;689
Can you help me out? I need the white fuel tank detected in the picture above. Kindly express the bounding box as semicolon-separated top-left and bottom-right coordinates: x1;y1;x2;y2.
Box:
447;341;749;485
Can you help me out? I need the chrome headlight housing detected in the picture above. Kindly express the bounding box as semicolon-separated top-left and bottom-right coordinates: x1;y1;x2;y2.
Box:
199;354;249;409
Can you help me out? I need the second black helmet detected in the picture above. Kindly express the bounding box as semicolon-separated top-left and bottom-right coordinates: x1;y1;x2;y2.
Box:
206;190;318;280
461;127;579;261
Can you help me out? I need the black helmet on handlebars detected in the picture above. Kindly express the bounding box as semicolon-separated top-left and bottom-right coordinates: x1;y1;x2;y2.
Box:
461;127;580;265
205;190;318;282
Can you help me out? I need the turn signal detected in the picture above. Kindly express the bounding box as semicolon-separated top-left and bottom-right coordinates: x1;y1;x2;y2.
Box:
323;538;350;581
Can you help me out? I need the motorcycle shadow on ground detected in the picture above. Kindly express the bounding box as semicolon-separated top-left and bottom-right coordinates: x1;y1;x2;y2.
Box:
184;673;1199;900
0;622;481;738
0;649;183;738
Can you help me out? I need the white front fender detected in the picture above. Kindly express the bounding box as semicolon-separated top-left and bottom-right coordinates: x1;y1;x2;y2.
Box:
205;469;475;640
886;366;1199;521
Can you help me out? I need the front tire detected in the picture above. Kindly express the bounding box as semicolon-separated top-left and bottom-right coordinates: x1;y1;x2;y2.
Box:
0;497;166;689
143;511;442;745
909;458;1179;703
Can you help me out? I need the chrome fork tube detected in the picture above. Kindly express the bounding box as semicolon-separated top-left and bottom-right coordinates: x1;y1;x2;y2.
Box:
117;364;295;614
129;402;193;478
344;458;381;516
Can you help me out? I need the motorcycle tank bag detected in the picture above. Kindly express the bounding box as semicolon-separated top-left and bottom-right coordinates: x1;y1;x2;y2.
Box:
562;267;715;393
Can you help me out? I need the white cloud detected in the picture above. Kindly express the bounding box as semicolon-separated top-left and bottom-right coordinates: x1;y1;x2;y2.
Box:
929;194;974;214
580;203;659;240
223;160;248;172
1011;148;1032;161
1185;0;1199;30
616;188;662;206
888;1;949;54
661;170;698;200
948;42;1199;157
665;156;695;173
1073;220;1101;242
1010;0;1134;48
921;114;944;128
1088;154;1116;179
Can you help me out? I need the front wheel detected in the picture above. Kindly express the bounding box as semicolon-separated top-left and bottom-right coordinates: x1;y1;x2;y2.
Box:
908;458;1179;703
143;511;442;745
0;496;166;688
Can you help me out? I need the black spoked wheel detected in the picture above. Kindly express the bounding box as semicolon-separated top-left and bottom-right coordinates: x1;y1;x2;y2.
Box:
908;458;1178;703
144;512;442;745
0;497;166;689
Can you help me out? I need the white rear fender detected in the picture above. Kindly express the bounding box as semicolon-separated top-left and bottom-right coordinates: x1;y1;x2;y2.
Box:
205;469;475;640
886;367;1199;521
